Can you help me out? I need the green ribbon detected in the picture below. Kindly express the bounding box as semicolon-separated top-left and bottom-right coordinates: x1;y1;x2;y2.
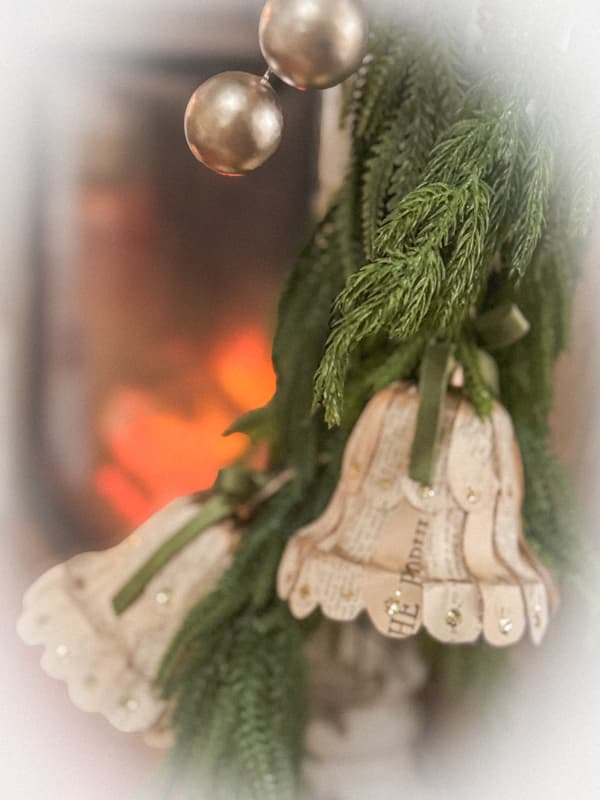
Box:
408;303;529;487
409;342;454;486
112;465;266;616
112;493;234;616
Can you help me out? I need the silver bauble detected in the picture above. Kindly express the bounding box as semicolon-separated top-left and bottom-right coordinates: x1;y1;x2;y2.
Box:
259;0;369;90
184;71;283;175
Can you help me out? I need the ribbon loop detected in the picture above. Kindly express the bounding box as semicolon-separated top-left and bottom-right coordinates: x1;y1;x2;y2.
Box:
474;303;530;351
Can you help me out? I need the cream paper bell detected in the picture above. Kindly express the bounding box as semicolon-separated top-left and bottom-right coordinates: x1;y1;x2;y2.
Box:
277;382;557;647
17;497;239;743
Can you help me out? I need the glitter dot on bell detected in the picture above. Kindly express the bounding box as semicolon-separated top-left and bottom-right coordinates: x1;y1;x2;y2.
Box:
259;0;369;90
184;71;284;175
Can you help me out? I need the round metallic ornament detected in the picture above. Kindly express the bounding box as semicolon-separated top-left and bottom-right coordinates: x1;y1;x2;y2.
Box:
184;71;284;175
259;0;369;90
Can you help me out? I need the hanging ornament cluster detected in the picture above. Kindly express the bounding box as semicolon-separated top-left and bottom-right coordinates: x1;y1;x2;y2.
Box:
278;381;557;647
184;0;368;175
15;4;598;796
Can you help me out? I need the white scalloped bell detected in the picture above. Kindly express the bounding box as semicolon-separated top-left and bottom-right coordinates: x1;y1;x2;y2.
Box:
17;497;239;744
277;382;558;647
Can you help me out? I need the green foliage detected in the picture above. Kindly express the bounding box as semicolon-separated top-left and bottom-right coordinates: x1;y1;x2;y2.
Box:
488;228;583;574
517;427;579;576
349;23;408;142
342;335;426;428
361;106;409;258
223;403;275;446
314;92;563;425
270;207;347;484
506;113;556;278
314;171;492;425
160;606;306;800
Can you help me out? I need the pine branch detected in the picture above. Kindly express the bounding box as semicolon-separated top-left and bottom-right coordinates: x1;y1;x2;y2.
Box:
351;24;407;142
387;19;466;211
162;607;306;800
361;107;409;259
507;113;556;277
314;173;491;425
334;150;367;279
230;617;299;800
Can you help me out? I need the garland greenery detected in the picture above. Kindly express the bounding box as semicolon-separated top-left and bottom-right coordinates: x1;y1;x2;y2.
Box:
155;4;598;796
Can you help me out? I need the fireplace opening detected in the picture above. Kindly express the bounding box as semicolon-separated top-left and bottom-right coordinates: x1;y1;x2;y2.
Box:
28;50;320;549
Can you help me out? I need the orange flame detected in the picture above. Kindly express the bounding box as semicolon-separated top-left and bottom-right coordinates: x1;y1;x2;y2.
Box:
94;326;275;526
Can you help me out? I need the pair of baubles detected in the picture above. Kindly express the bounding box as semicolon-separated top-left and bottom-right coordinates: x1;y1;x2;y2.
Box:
184;0;369;175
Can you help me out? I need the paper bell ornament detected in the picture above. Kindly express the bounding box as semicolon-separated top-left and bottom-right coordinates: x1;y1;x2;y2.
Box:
278;383;557;647
18;497;239;742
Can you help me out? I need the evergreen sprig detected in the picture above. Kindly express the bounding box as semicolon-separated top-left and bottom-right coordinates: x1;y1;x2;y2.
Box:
361;106;409;258
161;606;306;800
506;113;556;278
313;92;563;425
315;170;492;425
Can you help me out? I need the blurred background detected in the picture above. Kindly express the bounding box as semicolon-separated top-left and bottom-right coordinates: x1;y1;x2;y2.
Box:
2;1;600;799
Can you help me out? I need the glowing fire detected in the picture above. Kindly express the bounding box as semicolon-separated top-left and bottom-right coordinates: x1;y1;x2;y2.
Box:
94;326;275;527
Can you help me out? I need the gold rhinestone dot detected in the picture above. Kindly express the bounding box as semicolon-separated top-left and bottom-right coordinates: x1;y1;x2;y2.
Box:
155;588;172;606
499;616;513;636
379;479;392;491
349;464;360;478
420;485;436;499
466;487;480;505
340;588;354;600
445;608;462;628
299;584;311;599
384;590;403;617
